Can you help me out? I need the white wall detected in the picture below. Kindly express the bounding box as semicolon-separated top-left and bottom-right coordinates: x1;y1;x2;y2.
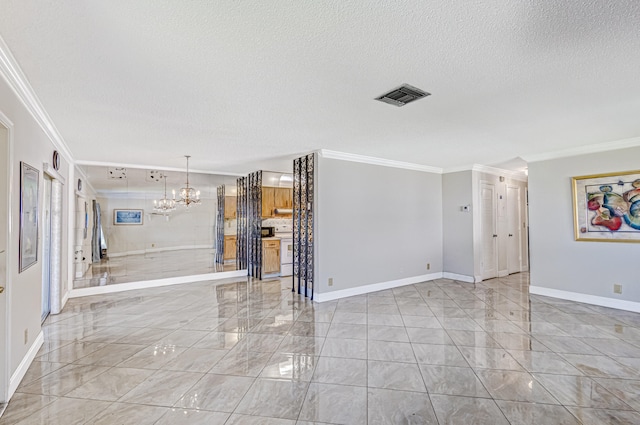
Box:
315;157;443;298
442;171;474;277
0;75;71;375
529;146;640;306
99;196;215;255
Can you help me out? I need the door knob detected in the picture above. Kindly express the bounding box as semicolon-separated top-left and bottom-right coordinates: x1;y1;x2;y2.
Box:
0;286;4;294
493;234;498;238
509;234;513;237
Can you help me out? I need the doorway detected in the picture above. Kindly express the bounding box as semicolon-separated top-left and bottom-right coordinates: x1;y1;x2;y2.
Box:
0;117;10;405
41;177;52;323
506;186;522;274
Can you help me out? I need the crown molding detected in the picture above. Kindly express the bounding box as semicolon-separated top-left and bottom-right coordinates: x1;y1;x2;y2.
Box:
319;149;443;174
442;164;528;182
0;35;74;163
522;136;640;163
74;160;245;177
471;164;528;182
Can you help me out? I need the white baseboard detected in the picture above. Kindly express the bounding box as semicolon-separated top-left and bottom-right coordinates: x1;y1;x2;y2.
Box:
69;269;247;298
314;272;443;303
442;272;475;283
530;286;640;313
109;245;213;258
60;290;69;312
9;331;44;399
498;270;508;278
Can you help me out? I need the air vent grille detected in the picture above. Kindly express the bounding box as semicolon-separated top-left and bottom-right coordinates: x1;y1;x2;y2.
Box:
376;84;431;107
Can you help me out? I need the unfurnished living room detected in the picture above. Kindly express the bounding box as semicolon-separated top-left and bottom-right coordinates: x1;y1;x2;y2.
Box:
1;1;640;424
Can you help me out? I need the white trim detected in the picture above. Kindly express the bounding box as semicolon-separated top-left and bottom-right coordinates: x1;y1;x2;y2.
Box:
523;136;640;163
108;245;213;258
530;286;640;313
443;164;528;182
319;150;442;174
42;163;66;185
313;273;443;302
61;290;69;311
472;164;528;182
0;35;74;163
0;110;14;405
69;269;247;298
74;160;244;177
498;270;508;278
8;331;43;399
442;272;475;283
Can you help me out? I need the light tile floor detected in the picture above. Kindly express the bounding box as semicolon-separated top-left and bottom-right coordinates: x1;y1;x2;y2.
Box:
73;248;237;288
3;272;640;424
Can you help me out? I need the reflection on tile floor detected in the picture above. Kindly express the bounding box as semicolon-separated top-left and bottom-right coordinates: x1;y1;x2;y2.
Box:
73;248;237;288
4;272;640;424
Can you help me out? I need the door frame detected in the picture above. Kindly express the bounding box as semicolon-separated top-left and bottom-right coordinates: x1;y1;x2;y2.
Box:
0;110;14;404
506;185;522;274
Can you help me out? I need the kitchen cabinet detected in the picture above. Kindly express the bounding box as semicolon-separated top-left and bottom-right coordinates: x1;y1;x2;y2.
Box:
262;187;276;218
274;187;292;209
262;187;293;217
224;196;236;219
223;235;236;260
262;239;280;274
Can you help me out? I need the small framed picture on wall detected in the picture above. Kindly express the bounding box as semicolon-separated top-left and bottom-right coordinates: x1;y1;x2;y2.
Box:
113;209;144;225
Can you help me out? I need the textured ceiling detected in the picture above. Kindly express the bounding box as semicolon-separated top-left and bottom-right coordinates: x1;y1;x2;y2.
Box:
1;1;639;173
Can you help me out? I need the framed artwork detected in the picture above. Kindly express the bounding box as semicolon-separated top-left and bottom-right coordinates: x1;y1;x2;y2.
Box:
19;162;39;272
572;170;640;242
114;209;143;225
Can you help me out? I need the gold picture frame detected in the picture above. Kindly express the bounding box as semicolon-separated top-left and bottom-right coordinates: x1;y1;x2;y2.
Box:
572;169;640;243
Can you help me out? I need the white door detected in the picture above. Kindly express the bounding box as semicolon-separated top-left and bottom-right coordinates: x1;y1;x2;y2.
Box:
0;121;9;404
481;183;498;280
507;186;521;274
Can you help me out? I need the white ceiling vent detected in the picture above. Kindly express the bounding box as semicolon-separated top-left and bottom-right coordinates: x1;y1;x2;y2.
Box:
375;84;431;107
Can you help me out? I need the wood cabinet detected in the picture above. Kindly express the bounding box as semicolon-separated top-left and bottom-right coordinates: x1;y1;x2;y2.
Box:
262;187;275;218
274;187;293;210
262;186;293;217
224;196;237;219
262;239;280;274
223;235;236;260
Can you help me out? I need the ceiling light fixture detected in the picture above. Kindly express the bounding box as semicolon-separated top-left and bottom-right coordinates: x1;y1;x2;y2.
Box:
153;174;176;214
176;155;201;207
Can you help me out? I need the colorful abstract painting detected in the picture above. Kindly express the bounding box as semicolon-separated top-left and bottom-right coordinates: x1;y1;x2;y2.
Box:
573;170;640;242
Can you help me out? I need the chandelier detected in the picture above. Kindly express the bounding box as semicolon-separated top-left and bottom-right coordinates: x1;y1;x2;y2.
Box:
153;174;176;214
176;155;201;207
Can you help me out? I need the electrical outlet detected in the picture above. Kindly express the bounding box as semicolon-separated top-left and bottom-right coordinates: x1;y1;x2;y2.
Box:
24;329;28;344
427;263;430;270
613;284;622;294
328;278;333;287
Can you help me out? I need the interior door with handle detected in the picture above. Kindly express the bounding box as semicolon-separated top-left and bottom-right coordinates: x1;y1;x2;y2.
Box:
481;182;498;280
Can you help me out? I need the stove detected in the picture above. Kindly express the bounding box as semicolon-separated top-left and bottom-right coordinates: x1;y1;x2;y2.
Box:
274;224;293;276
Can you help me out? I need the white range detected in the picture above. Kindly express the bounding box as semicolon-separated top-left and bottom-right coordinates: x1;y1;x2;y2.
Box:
274;224;293;276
